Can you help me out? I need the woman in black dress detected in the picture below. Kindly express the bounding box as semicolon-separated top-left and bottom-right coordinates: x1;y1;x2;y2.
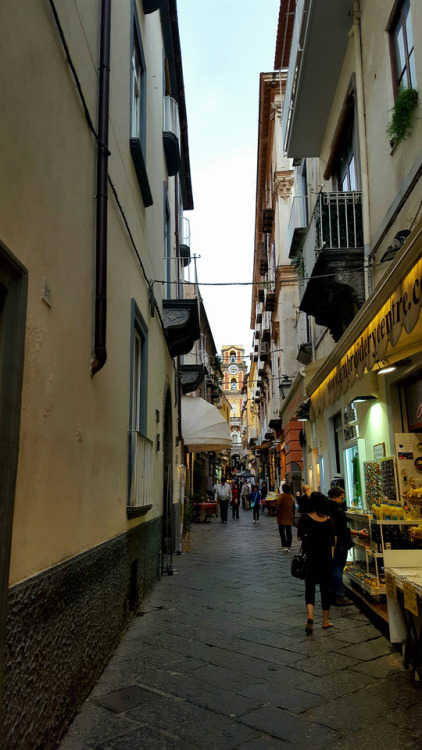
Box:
297;491;335;634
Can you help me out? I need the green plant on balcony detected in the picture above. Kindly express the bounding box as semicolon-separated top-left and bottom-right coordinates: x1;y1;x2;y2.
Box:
386;86;418;145
290;254;304;277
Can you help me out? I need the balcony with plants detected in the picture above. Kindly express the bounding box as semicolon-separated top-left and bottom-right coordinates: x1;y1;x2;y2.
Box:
298;190;365;342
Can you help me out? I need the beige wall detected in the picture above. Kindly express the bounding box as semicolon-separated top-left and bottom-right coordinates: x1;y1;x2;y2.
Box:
1;1;183;584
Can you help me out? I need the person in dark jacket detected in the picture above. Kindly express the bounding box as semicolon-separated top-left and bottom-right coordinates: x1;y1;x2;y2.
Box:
328;487;368;605
297;484;311;514
297;492;335;634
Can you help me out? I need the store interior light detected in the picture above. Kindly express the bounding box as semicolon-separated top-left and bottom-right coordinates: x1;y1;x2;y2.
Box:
352;395;377;403
377;365;396;375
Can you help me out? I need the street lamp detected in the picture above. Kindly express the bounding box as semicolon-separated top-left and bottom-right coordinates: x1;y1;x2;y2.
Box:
279;375;293;400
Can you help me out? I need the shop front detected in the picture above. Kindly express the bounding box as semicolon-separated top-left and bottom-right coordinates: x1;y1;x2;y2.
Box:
305;224;422;670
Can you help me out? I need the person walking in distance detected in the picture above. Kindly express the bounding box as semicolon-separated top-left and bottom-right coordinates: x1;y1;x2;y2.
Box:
275;483;295;551
260;481;268;514
297;484;311;514
250;484;262;525
327;487;369;605
231;480;240;520
297;491;335;634
214;477;231;524
241;480;251;510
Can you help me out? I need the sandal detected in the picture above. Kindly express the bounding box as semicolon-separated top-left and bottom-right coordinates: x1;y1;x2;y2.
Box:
305;618;314;634
322;622;333;629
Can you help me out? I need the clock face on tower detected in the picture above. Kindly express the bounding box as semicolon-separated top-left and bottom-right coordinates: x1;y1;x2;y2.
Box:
228;364;239;375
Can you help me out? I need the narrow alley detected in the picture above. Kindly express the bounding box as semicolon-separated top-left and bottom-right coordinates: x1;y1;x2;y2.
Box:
59;512;422;750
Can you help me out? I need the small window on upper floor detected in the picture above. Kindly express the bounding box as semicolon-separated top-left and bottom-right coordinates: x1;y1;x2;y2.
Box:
336;121;358;192
129;15;153;207
230;352;236;363
389;0;416;95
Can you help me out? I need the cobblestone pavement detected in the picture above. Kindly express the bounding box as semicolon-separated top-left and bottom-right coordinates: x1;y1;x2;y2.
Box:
59;510;422;749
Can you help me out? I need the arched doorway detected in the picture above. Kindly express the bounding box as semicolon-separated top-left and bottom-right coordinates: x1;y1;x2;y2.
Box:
162;388;173;575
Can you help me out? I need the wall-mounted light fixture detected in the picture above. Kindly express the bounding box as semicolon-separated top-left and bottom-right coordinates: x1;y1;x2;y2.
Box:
351;395;377;403
376;358;412;375
380;229;410;263
279;374;293;399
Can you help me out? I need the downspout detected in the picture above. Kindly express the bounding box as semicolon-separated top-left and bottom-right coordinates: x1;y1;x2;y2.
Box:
352;0;371;299
91;0;111;375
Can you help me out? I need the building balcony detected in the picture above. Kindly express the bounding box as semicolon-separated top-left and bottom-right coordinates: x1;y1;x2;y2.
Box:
282;0;354;158
163;96;180;176
288;195;308;258
259;243;268;275
179;215;191;267
299;191;364;342
162;298;200;358
262;311;271;342
180;364;205;394
143;0;163;12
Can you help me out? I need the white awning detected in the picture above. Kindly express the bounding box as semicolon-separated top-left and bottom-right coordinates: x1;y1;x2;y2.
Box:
181;396;232;452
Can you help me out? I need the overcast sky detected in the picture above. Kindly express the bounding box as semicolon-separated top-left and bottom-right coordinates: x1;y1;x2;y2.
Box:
177;0;280;356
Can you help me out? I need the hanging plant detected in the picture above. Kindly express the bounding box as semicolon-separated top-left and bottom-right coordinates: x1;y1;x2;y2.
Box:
386;87;418;145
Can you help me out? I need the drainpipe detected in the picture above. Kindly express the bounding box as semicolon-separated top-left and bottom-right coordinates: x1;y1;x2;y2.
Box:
352;0;371;299
91;0;111;375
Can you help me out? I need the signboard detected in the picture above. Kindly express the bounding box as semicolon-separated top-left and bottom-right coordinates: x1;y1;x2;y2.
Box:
311;255;422;416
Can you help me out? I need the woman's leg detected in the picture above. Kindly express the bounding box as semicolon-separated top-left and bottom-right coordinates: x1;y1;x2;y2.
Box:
280;525;287;547
320;579;333;627
286;525;292;548
304;577;315;633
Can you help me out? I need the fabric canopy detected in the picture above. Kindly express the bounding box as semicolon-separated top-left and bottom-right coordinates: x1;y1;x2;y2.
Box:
181;396;232;452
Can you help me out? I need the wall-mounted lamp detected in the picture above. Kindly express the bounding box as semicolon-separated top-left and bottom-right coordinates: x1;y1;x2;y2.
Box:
376;358;411;375
279;374;293;399
380;229;410;263
295;400;310;421
351;396;377;403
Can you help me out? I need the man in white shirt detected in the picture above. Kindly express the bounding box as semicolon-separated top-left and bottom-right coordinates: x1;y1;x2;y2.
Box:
214;477;231;524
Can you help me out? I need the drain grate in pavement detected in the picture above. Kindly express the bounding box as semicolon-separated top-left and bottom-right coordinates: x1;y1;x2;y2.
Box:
92;685;159;713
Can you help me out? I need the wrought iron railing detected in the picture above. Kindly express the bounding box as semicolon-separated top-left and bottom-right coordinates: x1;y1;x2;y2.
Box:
302;191;363;278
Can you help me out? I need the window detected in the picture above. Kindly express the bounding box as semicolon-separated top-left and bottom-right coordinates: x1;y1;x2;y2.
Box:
128;301;152;516
163;189;171;298
336;122;357;192
389;0;416;93
231;379;237;390
131;21;146;146
129;16;152;206
230;351;236;363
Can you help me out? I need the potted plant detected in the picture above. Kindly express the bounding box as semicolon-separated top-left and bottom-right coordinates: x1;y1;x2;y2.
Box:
386;86;418;146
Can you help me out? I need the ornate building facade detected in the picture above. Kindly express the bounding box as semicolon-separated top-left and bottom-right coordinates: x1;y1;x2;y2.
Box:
221;345;248;472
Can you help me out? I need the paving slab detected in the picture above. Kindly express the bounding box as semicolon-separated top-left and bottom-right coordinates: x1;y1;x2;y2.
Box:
59;511;422;750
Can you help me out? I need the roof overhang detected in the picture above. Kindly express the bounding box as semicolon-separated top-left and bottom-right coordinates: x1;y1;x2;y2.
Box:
283;0;353;158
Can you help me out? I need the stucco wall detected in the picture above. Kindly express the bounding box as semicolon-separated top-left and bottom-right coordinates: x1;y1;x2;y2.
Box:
0;0;180;585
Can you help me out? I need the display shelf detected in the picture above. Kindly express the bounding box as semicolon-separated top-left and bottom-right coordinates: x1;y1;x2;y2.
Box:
366;548;383;559
370;519;422;526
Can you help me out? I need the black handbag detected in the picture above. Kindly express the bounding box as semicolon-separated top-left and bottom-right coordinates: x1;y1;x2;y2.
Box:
291;546;308;579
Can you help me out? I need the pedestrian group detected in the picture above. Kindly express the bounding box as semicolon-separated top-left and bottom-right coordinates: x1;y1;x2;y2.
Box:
214;476;368;635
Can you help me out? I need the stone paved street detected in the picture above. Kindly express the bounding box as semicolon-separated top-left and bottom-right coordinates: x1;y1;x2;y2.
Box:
59;510;422;749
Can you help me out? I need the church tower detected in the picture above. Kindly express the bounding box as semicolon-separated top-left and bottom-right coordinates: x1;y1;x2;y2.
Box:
221;345;248;472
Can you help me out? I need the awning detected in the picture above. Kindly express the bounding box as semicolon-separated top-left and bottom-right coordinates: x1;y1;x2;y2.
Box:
181;396;232;452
